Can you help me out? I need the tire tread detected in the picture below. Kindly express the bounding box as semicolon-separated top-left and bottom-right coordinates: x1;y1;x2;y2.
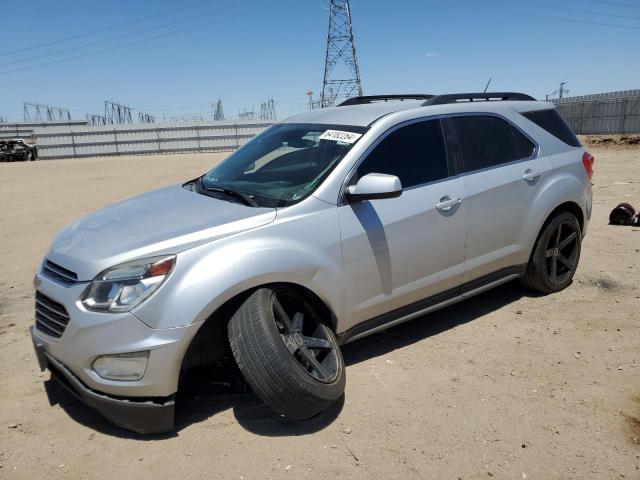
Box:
228;288;344;419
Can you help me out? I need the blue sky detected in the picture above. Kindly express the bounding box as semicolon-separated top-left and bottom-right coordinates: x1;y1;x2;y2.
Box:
1;0;639;121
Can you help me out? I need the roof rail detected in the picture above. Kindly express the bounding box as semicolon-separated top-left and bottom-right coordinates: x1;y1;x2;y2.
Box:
338;94;434;107
423;92;536;106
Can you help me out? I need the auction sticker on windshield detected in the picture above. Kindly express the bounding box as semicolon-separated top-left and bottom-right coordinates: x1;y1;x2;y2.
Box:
319;130;362;144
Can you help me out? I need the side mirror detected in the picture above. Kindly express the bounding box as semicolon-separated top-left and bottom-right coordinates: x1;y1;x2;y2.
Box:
345;173;402;203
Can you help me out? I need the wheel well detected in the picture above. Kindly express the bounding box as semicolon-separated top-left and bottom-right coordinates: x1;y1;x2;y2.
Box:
546;201;584;232
179;282;337;377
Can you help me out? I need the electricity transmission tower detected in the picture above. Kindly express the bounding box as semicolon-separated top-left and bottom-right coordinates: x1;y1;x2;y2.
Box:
558;82;568;102
213;99;225;121
138;112;155;123
546;82;569;103
321;0;362;108
260;98;277;120
104;100;133;124
238;107;255;120
87;114;106;126
23;102;71;122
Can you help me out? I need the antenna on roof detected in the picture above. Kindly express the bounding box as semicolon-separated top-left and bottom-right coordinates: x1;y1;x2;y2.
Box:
482;78;492;93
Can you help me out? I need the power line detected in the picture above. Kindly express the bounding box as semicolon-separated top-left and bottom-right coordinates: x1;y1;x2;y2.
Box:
0;0;210;57
489;0;640;21
0;8;250;76
503;11;640;30
0;12;212;68
586;0;640;9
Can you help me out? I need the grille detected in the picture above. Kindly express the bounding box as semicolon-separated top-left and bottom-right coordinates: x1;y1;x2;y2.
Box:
35;291;70;339
42;260;78;286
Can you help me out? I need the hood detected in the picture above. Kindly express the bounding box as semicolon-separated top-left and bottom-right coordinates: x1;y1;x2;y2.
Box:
46;184;276;280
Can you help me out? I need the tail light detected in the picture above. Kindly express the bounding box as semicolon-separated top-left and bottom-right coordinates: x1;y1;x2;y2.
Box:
582;151;594;180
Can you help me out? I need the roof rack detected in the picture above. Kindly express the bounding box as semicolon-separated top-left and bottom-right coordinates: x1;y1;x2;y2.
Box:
338;94;434;107
423;92;535;106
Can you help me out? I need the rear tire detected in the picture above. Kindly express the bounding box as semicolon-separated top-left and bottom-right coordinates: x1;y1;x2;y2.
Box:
228;287;345;420
522;212;582;293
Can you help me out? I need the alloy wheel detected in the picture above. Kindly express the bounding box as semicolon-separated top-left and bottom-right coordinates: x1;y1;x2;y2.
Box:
544;220;580;285
271;289;339;383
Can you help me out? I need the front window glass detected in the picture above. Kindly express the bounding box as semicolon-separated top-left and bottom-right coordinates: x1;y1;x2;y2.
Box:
354;119;449;189
200;123;368;207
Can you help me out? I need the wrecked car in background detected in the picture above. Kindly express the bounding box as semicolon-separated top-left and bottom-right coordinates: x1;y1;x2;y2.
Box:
0;139;38;162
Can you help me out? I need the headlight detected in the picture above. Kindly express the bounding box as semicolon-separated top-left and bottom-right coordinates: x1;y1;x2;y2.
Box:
92;351;149;381
81;255;175;313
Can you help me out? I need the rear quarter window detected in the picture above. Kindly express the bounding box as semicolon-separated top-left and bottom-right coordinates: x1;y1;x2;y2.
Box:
511;125;536;159
522;109;581;148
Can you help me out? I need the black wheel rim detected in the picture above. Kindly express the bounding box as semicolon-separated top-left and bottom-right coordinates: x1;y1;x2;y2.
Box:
544;220;579;285
271;289;339;384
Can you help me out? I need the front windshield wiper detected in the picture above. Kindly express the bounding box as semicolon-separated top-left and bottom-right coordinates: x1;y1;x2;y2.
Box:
200;180;260;207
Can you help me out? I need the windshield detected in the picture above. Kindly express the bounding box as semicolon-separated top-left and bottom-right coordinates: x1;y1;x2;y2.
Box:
200;123;368;207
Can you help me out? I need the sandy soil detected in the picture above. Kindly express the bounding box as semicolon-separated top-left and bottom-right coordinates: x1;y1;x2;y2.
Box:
0;149;639;479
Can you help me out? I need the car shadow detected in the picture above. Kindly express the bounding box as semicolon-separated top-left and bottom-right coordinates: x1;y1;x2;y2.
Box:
341;279;539;366
44;280;540;439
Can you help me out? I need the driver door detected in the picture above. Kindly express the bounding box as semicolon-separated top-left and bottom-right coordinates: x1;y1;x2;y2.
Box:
337;118;467;334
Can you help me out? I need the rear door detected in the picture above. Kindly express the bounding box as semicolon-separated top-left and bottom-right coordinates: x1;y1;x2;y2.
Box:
338;119;467;333
447;114;551;283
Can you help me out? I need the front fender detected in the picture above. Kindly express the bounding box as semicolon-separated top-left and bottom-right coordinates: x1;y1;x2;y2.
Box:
133;201;344;330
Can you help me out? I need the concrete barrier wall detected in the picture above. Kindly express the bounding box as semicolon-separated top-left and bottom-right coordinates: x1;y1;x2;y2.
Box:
33;120;274;159
0;121;89;142
554;91;640;135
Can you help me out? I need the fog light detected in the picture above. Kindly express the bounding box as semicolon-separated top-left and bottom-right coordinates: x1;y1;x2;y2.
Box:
92;351;149;381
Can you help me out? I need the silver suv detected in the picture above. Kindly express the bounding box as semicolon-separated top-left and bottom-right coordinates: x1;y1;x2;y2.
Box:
30;92;593;434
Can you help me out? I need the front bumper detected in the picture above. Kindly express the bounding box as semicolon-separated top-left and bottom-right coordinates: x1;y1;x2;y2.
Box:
31;326;174;434
33;273;202;397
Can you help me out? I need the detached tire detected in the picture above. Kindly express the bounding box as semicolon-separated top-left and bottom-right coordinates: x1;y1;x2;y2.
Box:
228;287;345;420
522;211;582;294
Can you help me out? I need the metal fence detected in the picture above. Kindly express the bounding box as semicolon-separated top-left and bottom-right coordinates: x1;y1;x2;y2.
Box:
554;90;640;135
31;120;274;160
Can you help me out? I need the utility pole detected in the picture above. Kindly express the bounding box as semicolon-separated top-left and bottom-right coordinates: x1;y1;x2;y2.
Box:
558;82;568;102
213;98;225;121
320;0;363;108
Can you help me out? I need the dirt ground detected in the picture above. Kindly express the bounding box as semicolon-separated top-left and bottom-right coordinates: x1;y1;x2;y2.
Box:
0;147;639;479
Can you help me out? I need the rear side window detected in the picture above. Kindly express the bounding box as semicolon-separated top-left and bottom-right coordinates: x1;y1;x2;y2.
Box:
522;109;581;147
511;125;536;159
453;116;520;172
355;119;448;188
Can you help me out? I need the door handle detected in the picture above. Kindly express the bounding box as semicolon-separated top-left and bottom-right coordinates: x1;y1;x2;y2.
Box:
522;169;540;182
435;196;461;211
